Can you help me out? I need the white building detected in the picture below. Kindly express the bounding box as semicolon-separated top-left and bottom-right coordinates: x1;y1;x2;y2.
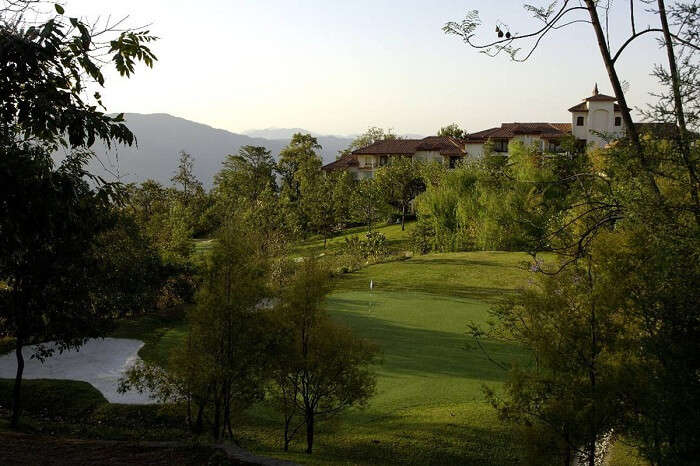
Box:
568;84;627;146
323;86;633;177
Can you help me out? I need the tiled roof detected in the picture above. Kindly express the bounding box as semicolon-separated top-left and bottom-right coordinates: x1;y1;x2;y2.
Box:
321;154;358;171
466;123;571;142
586;93;617;102
569;102;629;112
568;102;588;112
351;136;465;156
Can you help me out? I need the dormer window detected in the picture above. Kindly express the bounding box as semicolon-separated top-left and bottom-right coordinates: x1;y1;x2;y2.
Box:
614;116;622;127
576;116;585;126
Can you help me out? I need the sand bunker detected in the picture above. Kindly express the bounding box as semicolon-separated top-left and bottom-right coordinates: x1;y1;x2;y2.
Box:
0;338;154;404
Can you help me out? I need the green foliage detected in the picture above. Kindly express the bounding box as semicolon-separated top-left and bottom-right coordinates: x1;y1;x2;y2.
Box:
93;213;167;316
343;232;389;261
213;145;277;213
351;178;388;232
277;133;323;236
340;127;399;157
482;257;630;464
437;123;467;139
374;157;424;230
272;258;378;454
121;219;277;440
413;141;585;253
0;4;157;149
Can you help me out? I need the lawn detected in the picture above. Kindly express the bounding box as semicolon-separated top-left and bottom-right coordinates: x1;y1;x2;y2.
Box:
0;249;644;464
290;221;414;257
127;250;543;465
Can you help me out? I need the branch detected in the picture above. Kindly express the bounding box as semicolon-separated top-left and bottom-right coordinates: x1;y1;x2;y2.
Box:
612;27;700;64
444;2;590;62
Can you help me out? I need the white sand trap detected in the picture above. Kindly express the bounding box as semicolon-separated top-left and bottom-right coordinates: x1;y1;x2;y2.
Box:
0;338;155;404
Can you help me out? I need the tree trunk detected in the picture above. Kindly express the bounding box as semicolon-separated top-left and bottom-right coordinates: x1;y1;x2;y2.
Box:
195;401;205;434
284;413;292;451
656;0;700;224
305;409;314;454
401;204;406;231
11;337;24;428
213;396;221;441
584;0;663;200
583;1;640;150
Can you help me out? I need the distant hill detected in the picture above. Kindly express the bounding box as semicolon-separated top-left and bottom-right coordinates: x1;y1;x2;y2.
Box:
243;127;326;139
85;114;355;187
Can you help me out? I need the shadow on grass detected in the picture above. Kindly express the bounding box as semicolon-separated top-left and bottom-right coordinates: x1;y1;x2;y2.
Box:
327;303;529;382
405;257;525;268
336;281;517;302
242;405;525;466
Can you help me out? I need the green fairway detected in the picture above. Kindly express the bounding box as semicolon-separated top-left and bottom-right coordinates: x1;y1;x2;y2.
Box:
108;250;544;464
3;251;547;464
219;251;541;464
291;221;415;257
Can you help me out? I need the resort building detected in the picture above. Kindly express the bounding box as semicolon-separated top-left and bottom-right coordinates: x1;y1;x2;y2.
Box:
323;85;633;178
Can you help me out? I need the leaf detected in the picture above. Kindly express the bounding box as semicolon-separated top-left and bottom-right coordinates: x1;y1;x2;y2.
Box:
55;4;64;15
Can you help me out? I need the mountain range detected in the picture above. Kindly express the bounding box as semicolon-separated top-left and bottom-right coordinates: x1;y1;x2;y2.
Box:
85;114;357;187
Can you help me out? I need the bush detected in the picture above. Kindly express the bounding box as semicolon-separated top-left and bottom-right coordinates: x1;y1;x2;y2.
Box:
409;220;434;254
343;232;389;261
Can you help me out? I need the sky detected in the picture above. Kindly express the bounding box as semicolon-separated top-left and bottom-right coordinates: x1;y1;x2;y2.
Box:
64;0;668;136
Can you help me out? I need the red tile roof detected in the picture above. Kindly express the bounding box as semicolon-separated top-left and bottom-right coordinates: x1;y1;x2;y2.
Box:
322;154;358;171
569;102;629;112
466;123;571;142
586;93;617;102
351;136;465;156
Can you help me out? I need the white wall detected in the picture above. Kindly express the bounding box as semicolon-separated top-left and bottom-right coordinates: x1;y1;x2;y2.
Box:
412;151;444;163
572;101;625;147
466;143;485;158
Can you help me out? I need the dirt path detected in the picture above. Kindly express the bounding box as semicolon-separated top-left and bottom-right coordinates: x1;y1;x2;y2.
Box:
0;432;298;466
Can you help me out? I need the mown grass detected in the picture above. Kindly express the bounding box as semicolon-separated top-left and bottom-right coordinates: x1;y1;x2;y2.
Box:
0;378;194;442
290;221;415;257
110;307;189;369
126;250;542;465
0;379;107;420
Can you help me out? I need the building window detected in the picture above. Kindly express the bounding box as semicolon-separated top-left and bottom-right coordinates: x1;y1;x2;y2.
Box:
379;155;388;166
493;140;509;153
614;116;622;126
576;116;585;126
547;140;564;153
449;156;461;168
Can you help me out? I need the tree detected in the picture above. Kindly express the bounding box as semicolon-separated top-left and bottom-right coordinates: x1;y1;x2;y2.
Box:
437;123;467;139
121;219;276;440
278;133;322;201
0;1;156;148
331;170;356;228
273;258;378;454
375;157;425;230
170;150;203;206
0;1;157;426
443;1;700;202
351;178;387;232
477;254;630;466
297;158;336;247
0;147;120;427
277;134;323;235
215;145;277;206
340;126;400;157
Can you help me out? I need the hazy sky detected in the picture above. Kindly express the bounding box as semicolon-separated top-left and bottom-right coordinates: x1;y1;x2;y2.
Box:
65;0;668;136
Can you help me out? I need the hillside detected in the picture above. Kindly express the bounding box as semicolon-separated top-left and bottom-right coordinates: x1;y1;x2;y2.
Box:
84;114;354;187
